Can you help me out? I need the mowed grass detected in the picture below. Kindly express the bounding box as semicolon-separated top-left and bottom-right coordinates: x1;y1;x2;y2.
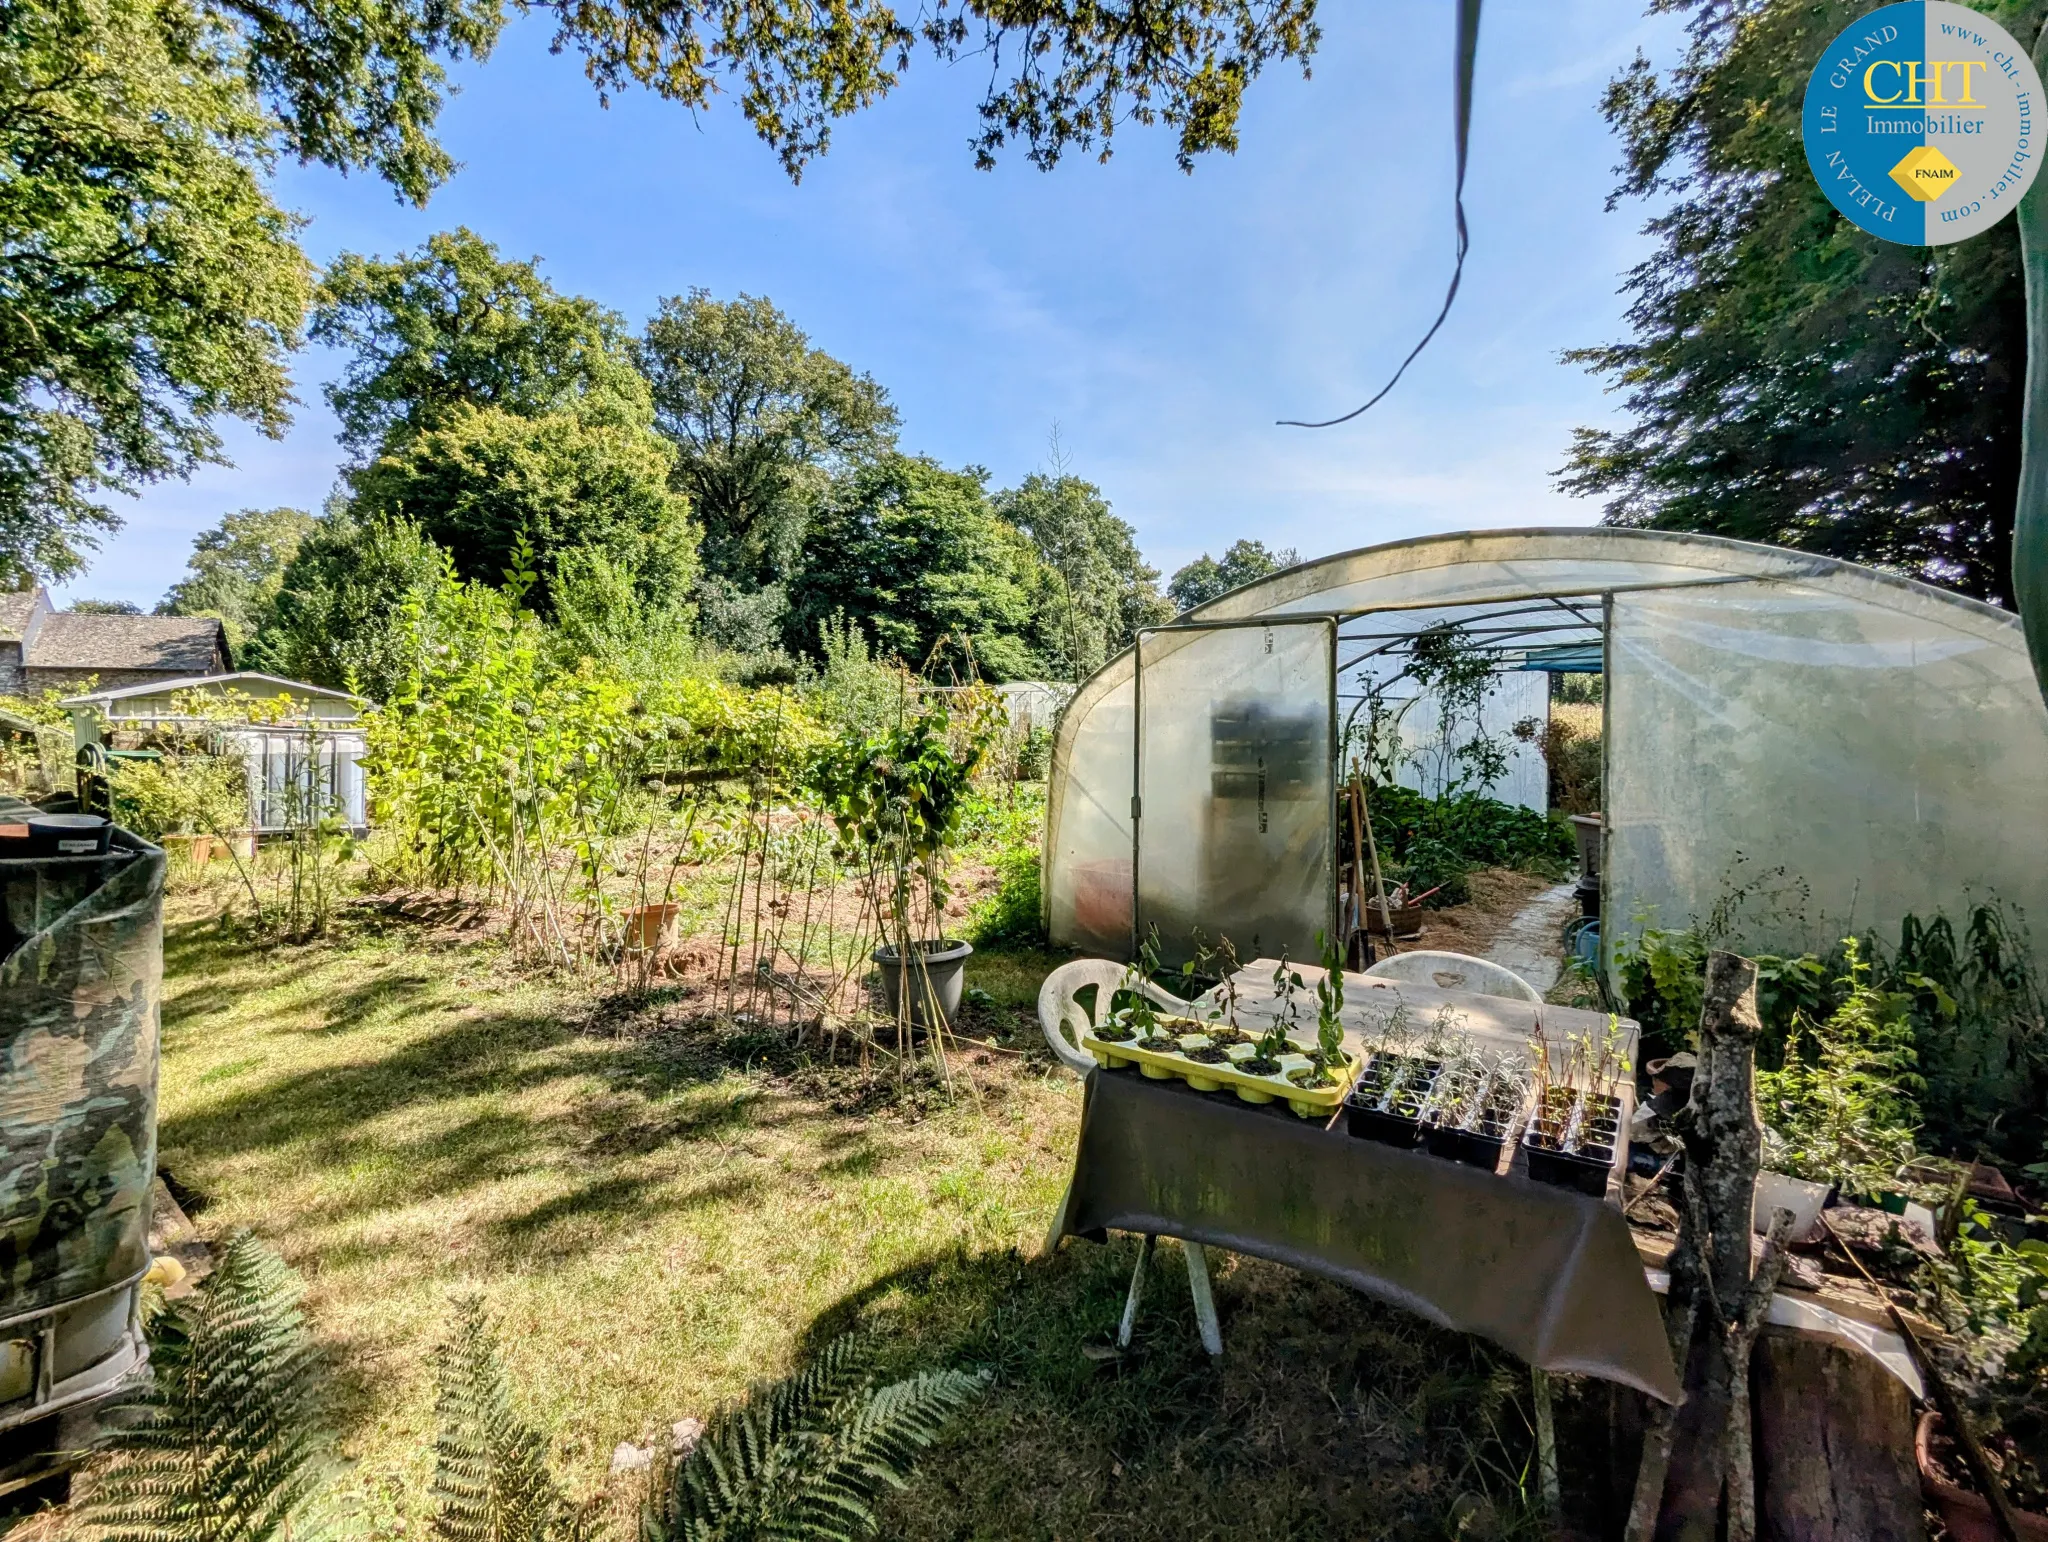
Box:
155;905;1580;1541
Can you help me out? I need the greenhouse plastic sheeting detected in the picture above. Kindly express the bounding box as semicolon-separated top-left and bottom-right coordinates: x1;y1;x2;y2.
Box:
1136;621;1334;969
1047;675;1134;958
1046;529;2048;962
1605;580;2048;955
0;818;164;1325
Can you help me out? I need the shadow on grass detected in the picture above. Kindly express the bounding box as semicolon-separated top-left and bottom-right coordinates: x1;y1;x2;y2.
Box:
155;919;841;1279
770;1236;1597;1542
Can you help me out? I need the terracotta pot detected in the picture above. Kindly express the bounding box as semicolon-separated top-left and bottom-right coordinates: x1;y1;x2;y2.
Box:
623;902;681;953
1917;1411;2048;1542
161;833;212;867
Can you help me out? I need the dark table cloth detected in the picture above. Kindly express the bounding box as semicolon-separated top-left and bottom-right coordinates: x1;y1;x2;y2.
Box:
1053;1066;1681;1403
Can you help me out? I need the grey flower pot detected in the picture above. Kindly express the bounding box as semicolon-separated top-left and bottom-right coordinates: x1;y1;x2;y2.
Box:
873;939;973;1027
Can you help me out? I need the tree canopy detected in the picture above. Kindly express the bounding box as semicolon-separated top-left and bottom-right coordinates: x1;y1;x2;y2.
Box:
787;454;1044;680
637;290;896;591
997;470;1169;678
316;229;696;612
1559;0;2039;604
313;229;645;461
253;512;445;699
158;506;318;647
1167;537;1298;611
350;400;695;611
0;0;311;584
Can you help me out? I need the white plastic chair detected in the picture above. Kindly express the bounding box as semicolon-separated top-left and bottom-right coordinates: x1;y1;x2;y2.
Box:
1036;957;1196;1077
1037;957;1222;1356
1364;949;1543;1004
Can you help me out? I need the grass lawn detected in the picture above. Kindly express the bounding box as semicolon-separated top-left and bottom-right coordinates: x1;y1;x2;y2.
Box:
153;897;1588;1541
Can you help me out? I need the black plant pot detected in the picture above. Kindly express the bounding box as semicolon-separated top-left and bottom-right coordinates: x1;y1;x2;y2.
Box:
873;939;973;1027
25;813;111;857
1349;1054;1441;1146
1524;1134;1615;1197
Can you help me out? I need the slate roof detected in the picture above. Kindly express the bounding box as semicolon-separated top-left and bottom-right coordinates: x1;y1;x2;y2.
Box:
0;590;38;641
27;614;226;673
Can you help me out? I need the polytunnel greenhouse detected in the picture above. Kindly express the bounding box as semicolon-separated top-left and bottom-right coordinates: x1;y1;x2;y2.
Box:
1042;528;2048;976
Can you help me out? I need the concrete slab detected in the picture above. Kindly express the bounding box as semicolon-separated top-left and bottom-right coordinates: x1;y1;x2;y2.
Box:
1483;881;1579;996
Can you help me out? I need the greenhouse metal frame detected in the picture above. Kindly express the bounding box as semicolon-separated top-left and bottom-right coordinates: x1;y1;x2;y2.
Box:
1042;528;2048;977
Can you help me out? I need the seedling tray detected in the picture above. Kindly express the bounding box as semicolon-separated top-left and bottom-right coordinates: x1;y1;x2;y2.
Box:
1425;1124;1510;1171
1523;1138;1615;1197
1081;1017;1361;1119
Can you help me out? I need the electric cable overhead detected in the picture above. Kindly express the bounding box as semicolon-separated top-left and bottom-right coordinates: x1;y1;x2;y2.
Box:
1278;0;1482;429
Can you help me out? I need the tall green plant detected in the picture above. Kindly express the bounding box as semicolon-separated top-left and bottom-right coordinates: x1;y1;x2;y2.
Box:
642;1335;988;1542
1755;939;1923;1195
816;697;1000;949
365;550;648;961
78;1234;324;1542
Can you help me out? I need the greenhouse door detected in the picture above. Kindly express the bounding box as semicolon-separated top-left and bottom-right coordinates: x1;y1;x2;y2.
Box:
1134;619;1336;971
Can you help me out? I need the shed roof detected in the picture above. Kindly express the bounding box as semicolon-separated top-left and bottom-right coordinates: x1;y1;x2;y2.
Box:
60;670;364;711
28;613;225;673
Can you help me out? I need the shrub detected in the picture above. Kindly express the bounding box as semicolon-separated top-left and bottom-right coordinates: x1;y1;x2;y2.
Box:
1364;785;1575;880
1614;900;2047;1168
1756;938;1923;1196
969;844;1043;947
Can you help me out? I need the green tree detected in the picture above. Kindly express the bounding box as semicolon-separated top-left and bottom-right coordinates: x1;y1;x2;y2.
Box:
1167;537;1299;611
158;506;318;647
67;598;142;614
787;455;1044;680
313;228;646;461
317;230;696;611
253;511;444;700
349;400;696;614
0;0;312;584
637;290;896;647
996;469;1169;678
1559;0;2039;605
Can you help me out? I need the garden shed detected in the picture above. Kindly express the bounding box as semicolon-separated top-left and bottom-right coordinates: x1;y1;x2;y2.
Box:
61;672;370;835
1043;528;2048;975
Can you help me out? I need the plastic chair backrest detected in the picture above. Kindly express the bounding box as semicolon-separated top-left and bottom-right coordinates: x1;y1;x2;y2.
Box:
1036;958;1196;1078
1363;949;1543;1004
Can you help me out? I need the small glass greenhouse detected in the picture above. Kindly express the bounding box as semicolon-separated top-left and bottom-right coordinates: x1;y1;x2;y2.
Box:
1043;529;2048;974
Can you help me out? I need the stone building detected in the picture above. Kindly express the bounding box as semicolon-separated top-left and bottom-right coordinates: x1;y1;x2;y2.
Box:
0;587;229;697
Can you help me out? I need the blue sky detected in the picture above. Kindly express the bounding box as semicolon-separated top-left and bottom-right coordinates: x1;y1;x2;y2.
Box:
57;0;1679;610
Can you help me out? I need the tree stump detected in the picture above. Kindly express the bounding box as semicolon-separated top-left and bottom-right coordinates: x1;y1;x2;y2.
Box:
1751;1328;1925;1542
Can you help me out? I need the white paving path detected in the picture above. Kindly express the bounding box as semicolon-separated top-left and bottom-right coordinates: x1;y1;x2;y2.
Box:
1482;880;1580;996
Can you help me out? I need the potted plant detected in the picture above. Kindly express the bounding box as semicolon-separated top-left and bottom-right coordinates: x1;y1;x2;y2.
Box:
1918;1412;2048;1541
819;694;1000;1036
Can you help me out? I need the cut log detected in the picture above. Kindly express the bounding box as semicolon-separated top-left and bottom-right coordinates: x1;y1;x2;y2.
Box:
1751;1328;1925;1542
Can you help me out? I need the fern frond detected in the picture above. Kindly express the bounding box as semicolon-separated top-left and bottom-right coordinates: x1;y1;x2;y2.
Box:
428;1296;576;1542
78;1232;325;1542
662;1336;987;1542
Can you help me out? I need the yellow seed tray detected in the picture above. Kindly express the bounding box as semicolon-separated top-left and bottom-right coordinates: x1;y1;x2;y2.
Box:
1079;1017;1362;1119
